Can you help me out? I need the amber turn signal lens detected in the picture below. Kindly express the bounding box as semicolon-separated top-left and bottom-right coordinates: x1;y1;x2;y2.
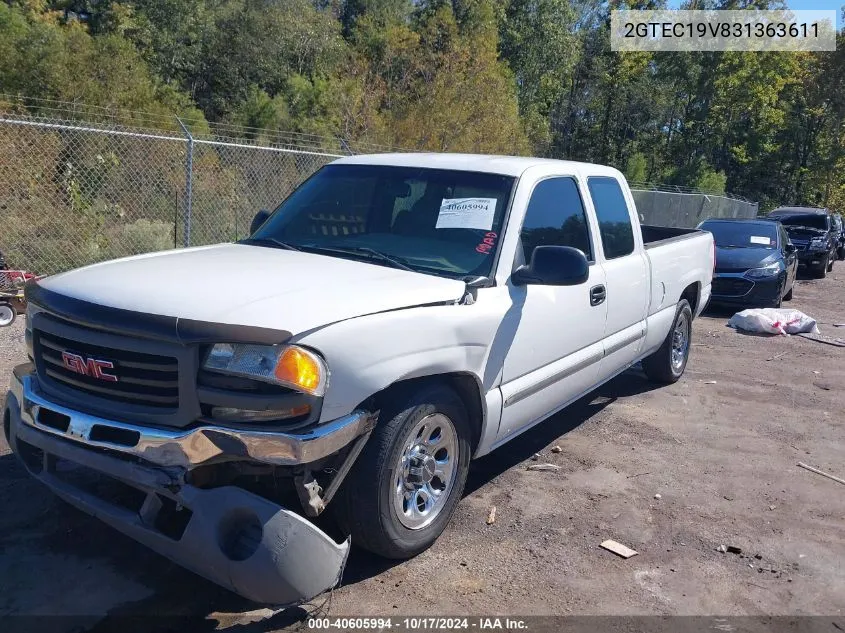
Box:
273;346;325;395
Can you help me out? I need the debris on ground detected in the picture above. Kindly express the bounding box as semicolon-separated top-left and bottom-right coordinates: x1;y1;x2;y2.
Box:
530;453;540;461
728;308;819;336
551;445;562;453
769;505;776;511
600;540;638;559
813;382;832;391
717;544;728;553
526;463;561;472
727;545;742;554
797;332;845;348
654;493;662;500
797;462;845;486
703;380;717;384
486;506;497;525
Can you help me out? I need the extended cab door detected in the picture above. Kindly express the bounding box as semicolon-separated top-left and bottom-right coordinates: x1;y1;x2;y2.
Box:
496;175;608;443
586;176;650;375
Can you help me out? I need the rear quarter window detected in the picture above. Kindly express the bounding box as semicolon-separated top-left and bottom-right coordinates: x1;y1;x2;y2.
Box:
587;177;635;259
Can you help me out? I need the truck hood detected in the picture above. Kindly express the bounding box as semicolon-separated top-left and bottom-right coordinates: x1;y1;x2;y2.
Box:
38;244;466;335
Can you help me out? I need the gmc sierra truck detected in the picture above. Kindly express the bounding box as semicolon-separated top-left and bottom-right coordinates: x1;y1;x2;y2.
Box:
4;153;714;605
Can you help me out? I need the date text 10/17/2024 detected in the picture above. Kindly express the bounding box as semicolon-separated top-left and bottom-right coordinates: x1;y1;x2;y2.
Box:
307;617;529;631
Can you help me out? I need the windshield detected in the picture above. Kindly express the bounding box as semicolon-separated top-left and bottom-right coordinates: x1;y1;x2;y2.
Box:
779;215;829;231
248;164;515;278
699;221;777;249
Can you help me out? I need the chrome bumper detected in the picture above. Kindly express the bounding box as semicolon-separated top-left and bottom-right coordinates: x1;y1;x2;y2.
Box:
9;368;374;469
4;379;350;605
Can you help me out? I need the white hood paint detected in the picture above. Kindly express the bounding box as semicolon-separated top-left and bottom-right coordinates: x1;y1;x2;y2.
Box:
40;244;467;335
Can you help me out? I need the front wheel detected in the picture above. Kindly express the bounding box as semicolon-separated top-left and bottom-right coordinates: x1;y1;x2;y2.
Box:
0;302;16;328
642;299;692;384
334;382;472;559
816;257;828;278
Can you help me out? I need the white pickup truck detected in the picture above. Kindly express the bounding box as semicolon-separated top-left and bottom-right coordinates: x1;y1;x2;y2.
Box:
4;153;713;605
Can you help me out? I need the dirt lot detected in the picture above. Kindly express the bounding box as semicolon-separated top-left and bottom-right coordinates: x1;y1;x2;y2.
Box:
1;270;844;629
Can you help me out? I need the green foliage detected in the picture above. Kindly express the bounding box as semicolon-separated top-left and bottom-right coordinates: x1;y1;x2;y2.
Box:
624;153;648;184
0;0;843;216
695;168;728;195
117;219;175;256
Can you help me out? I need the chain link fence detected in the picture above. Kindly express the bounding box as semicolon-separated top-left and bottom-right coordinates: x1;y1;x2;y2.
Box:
0;111;759;275
0;114;338;274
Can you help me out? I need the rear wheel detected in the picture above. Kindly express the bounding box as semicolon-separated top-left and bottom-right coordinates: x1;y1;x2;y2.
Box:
0;303;15;328
334;382;472;559
642;299;692;384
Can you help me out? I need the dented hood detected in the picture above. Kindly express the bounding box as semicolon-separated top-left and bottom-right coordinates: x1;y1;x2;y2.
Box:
38;244;466;335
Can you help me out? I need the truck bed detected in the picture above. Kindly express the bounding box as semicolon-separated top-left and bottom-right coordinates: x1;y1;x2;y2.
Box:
641;224;705;248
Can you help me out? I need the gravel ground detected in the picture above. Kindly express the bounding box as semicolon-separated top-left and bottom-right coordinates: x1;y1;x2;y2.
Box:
1;270;844;629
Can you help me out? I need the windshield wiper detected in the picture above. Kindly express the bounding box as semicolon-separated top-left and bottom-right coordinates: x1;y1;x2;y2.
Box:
240;237;301;251
301;245;415;272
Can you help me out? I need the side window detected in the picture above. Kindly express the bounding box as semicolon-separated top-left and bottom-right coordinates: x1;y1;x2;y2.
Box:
521;177;592;261
587;176;635;259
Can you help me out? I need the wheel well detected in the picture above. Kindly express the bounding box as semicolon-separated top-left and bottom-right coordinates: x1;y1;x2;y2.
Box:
362;374;484;452
681;282;700;315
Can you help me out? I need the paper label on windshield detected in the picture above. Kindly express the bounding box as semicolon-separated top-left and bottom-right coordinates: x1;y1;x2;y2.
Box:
750;235;772;245
436;198;497;230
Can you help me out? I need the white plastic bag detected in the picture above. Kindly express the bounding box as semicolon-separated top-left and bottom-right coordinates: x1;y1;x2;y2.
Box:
728;308;820;336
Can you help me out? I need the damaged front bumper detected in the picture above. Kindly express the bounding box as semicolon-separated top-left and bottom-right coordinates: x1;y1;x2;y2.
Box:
3;366;366;605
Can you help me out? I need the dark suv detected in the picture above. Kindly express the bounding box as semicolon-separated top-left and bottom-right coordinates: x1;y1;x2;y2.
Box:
767;207;836;278
833;214;845;260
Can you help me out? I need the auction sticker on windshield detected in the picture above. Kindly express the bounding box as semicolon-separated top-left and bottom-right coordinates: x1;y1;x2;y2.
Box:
750;235;772;245
436;198;497;230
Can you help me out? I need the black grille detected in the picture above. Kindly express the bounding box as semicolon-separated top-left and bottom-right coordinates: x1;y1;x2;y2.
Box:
712;277;753;297
35;329;179;408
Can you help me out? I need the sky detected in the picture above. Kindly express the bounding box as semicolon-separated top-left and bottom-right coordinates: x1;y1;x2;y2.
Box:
666;1;844;29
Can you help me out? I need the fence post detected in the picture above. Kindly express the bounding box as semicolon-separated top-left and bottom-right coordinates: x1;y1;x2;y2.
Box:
176;117;194;247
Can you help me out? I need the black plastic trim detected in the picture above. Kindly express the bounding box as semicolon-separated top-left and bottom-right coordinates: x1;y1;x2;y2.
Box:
26;283;292;345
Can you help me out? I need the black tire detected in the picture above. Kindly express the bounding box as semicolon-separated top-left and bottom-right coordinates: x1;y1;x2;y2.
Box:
837;247;845;261
816;257;828;278
0;302;16;328
642;299;692;384
783;284;793;301
334;382;472;559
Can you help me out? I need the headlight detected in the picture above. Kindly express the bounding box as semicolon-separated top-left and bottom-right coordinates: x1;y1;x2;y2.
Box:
809;237;827;248
745;263;781;279
204;343;328;396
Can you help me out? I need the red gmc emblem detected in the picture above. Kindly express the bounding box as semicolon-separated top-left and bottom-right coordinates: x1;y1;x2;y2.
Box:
61;351;119;382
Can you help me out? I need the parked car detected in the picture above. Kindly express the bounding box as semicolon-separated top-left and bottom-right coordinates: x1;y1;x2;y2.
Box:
698;218;797;308
832;214;845;260
3;153;715;605
766;206;836;277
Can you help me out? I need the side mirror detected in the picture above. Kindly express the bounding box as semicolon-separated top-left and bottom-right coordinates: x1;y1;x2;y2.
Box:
511;245;589;286
785;243;796;254
250;209;271;235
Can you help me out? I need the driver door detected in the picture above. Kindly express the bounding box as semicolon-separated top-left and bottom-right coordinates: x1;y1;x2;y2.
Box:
497;176;608;443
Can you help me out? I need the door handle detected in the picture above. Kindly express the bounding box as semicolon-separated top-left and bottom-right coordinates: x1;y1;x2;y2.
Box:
590;284;606;306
